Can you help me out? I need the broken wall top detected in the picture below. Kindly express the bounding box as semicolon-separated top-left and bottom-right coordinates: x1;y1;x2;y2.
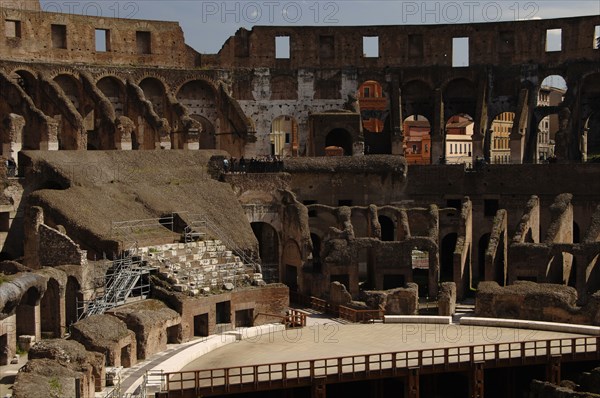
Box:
210;16;600;68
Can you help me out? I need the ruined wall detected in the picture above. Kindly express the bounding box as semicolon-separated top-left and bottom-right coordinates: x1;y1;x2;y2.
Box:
153;283;289;342
0;6;197;67
38;224;87;267
475;281;600;325
70;314;137;368
108;299;181;360
285;155;407;206
209;18;600;69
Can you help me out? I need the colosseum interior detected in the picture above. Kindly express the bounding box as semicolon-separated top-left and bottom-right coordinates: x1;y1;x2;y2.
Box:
0;1;600;397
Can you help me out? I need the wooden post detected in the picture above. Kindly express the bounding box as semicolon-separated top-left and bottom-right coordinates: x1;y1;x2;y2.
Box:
469;362;484;398
311;376;326;398
546;355;561;385
405;367;420;398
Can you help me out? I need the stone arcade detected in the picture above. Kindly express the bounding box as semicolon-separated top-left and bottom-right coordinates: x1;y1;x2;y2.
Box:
0;1;600;397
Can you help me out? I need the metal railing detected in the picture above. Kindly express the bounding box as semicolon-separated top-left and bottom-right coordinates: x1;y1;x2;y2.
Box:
78;254;151;320
162;337;599;396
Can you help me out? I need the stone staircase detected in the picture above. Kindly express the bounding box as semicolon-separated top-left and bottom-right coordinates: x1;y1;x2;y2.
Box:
142;240;264;295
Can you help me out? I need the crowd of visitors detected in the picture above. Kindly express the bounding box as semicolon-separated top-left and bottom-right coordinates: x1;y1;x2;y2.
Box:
223;155;284;173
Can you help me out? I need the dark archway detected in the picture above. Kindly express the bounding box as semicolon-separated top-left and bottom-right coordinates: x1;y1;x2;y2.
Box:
16;286;41;337
364;116;391;155
65;276;80;329
139;77;166;117
325;128;353;156
586;113;600;161
478;233;491;284
251;222;279;283
310;233;321;273
378;215;395;241
41;278;61;338
573;222;580;243
440;233;457;282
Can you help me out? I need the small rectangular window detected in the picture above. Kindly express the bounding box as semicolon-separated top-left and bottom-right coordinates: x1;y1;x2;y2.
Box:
338;200;353;207
136;31;151;54
408;34;423;57
594;25;600;49
95;29;110;52
545;28;562;52
275;36;290;59
452;37;469;67
5;20;21;38
362;36;379;58
319;35;334;59
51;24;67;49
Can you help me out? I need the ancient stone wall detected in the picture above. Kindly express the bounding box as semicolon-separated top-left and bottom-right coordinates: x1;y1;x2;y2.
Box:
475;281;600;325
0;6;197;67
208;18;600;69
153;283;289;342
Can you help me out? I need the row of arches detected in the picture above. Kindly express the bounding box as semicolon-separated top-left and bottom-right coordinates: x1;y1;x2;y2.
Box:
354;74;600;163
2;70;224;154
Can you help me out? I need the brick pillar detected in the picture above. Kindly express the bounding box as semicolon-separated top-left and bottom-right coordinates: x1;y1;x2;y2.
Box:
546;355;561;384
431;88;444;163
469;362;484;398
405;367;420;398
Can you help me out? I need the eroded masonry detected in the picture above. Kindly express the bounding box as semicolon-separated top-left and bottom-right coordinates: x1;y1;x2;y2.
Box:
1;1;600;397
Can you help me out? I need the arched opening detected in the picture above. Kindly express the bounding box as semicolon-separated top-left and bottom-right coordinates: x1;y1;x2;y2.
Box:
358;80;390;154
357;80;386;133
538;76;566;162
478;234;490;285
40;278;61;338
139;78;167;117
65;276;80;330
12;70;37;99
490;112;514;164
547;251;573;284
16;287;41;338
283;240;302;292
573;221;580;243
443;79;476;118
585;113;600;161
97;76;126;117
325;128;353;156
190;115;216;149
251;222;279;283
54;74;82;111
176;80;218;124
403;114;431;164
440;233;457;282
378;215;395;241
310;233;322;273
445;114;474;165
54;74;89;150
270;115;298;157
411;249;429;297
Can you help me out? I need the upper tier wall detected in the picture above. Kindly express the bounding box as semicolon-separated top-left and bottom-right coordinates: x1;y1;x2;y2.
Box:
208;16;600;69
0;6;198;67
